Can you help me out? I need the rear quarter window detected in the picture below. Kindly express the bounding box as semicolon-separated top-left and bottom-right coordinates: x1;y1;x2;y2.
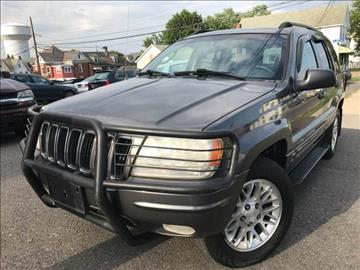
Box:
312;41;331;70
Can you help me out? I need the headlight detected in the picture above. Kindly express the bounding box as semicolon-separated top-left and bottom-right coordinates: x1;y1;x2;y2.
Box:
17;89;34;99
131;136;224;180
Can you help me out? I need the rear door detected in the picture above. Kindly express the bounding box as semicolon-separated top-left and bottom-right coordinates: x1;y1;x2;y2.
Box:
312;39;342;118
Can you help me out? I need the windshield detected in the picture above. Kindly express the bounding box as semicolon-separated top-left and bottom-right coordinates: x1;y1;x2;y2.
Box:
144;34;288;80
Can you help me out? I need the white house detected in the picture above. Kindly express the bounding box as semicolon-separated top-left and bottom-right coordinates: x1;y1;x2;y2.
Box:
136;44;168;69
241;3;358;67
0;57;31;73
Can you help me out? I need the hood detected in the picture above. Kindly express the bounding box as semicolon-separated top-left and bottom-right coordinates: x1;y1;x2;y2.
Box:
43;77;276;131
0;79;29;95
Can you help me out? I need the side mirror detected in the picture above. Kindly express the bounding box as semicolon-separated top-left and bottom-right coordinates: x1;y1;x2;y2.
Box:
297;69;336;91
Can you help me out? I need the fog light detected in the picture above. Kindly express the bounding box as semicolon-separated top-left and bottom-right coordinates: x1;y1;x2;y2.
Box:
163;224;196;236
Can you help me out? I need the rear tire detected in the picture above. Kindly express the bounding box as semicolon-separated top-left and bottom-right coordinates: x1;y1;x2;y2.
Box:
205;157;294;267
323;110;340;159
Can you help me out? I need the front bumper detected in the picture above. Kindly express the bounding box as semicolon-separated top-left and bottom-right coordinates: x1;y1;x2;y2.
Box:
21;107;246;243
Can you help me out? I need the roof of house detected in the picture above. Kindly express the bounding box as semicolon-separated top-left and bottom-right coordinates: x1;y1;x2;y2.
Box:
1;59;11;71
63;51;79;63
241;3;349;29
82;51;120;66
39;46;64;63
135;44;168;63
1;58;28;72
39;46;124;66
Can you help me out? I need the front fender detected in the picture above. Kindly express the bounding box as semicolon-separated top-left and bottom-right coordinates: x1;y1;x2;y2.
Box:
237;119;291;171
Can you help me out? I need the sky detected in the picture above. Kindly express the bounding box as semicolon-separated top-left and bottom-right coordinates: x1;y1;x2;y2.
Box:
0;0;354;58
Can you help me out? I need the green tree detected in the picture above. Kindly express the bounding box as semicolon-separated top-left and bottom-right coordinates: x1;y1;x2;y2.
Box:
244;4;270;17
142;33;163;48
161;9;203;44
204;8;242;30
204;5;270;30
350;0;360;52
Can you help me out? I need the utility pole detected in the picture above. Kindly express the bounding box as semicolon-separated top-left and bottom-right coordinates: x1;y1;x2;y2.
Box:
29;16;41;74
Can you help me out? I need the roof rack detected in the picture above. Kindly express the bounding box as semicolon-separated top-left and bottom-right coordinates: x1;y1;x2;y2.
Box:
279;22;320;32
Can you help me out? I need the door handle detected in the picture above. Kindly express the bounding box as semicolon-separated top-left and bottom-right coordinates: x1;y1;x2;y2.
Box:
317;90;325;99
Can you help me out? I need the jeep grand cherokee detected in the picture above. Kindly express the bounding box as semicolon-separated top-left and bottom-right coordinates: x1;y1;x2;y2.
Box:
20;22;344;267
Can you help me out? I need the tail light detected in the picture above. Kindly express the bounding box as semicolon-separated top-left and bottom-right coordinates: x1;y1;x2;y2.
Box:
104;80;110;85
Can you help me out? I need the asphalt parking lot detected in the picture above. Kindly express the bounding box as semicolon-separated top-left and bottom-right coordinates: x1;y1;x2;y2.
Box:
1;83;359;270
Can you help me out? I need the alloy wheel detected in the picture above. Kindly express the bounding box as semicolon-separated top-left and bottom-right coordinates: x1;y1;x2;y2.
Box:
224;179;283;252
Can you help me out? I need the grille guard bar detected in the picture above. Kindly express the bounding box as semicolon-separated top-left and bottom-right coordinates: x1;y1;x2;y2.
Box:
22;105;239;245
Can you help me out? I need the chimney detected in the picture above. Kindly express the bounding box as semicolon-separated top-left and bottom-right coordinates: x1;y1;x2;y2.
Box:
103;46;109;56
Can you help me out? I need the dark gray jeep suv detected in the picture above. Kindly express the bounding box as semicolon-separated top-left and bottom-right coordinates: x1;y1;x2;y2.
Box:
21;22;344;267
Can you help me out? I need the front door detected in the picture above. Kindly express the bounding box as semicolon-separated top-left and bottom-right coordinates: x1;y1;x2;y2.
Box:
289;38;327;168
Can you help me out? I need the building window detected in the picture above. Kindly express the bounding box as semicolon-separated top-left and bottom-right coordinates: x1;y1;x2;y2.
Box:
56;66;62;73
78;64;83;73
64;66;72;73
46;66;51;73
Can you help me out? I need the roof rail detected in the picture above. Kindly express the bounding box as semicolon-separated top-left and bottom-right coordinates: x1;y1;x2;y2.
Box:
279;22;320;32
191;29;213;36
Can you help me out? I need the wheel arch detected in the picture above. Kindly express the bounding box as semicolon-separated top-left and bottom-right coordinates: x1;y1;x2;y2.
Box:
64;89;76;96
237;121;291;172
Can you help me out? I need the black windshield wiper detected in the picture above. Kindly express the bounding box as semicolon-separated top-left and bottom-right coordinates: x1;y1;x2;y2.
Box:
174;69;246;81
138;69;172;77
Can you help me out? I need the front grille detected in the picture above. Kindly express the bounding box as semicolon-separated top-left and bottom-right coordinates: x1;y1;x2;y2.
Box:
37;121;232;181
38;122;136;179
39;122;95;175
107;134;143;180
80;132;96;173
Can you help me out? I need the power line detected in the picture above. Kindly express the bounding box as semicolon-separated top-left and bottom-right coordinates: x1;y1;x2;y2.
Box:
40;1;307;47
7;46;34;57
317;0;335;26
37;23;166;43
39;1;295;45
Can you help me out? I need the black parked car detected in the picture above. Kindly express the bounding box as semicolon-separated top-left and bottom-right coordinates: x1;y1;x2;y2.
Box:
88;67;136;90
11;74;77;104
0;79;36;135
21;22;344;267
58;78;85;85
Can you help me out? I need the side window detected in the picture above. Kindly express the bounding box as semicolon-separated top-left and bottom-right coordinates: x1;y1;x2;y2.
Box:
32;76;49;84
115;70;125;79
298;41;318;80
14;75;32;83
325;41;341;73
126;70;135;78
312;41;331;70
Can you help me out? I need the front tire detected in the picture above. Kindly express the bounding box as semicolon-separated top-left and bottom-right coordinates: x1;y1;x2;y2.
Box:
205;157;294;267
